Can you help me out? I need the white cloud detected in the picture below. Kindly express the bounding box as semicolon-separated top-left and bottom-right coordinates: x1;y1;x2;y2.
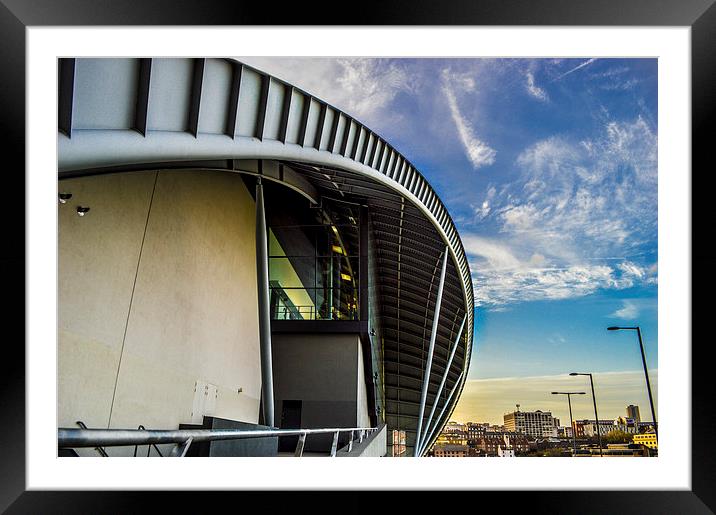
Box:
237;57;413;123
525;71;548;101
463;117;657;307
334;58;414;119
611;300;639;320
442;70;497;169
473;200;491;220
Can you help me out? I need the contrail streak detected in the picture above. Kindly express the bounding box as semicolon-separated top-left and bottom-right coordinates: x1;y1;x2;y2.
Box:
552;58;597;81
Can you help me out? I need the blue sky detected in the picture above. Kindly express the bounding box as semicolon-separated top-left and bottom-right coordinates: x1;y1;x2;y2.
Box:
241;57;658;425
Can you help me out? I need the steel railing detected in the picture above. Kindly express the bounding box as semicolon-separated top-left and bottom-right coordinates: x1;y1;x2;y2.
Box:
133;425;164;457
74;421;108;457
59;425;379;457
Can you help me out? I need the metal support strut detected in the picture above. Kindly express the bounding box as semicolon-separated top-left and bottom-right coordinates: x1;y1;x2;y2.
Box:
256;177;275;427
418;314;466;454
414;247;449;456
418;370;464;456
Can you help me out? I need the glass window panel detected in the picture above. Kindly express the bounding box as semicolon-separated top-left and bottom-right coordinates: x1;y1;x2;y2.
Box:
269;257;316;289
269;225;317;257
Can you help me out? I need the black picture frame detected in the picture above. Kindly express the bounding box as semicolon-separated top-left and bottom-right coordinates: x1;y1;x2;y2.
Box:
3;0;714;512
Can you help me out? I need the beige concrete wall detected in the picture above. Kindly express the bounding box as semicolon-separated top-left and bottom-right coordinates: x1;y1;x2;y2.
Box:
58;171;157;431
58;170;262;452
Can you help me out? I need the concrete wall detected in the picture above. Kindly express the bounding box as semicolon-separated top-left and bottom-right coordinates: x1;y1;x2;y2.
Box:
271;333;370;451
58;170;261;454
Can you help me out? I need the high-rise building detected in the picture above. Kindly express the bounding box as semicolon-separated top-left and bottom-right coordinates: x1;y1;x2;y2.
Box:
56;57;475;457
504;409;558;438
627;405;641;423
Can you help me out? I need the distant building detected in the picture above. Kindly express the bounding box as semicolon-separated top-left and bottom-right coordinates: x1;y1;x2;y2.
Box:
442;421;466;433
436;422;468;446
497;435;516;457
504;409;558;438
558;426;573;438
637;421;657;433
633;432;658;449
572;419;619;438
627;405;641;423
466;422;487;444
474;432;529;456
432;444;469;457
611;417;638;434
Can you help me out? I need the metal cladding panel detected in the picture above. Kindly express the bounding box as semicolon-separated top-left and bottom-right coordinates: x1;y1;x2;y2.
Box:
353;127;366;161
378;144;388;172
148;58;194;132
303;98;321;149
343;121;357;158
333;114;348;154
198;59;234;135
285;89;305;145
73;58;139;130
363;134;375;165
236;67;263;138
319;108;335;151
58;57;475;457
385;151;396;177
263;79;286;142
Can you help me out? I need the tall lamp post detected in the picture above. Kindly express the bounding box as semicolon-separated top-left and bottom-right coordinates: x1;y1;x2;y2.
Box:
608;326;658;440
570;372;603;457
551;391;585;456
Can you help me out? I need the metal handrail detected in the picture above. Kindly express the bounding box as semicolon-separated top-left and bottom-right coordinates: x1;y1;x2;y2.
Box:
59;425;378;457
133;425;164;457
75;421;108;457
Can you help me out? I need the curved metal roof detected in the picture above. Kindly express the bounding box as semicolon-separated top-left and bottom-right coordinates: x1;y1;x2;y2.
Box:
58;57;475;455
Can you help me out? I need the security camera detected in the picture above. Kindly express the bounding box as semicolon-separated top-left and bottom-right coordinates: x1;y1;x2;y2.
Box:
58;193;72;203
77;206;90;216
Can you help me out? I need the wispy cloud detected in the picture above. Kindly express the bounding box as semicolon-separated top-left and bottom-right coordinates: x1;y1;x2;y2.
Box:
237;57;413;124
611;300;639;320
442;69;497;169
465;235;653;306
464;116;657;307
525;71;549;101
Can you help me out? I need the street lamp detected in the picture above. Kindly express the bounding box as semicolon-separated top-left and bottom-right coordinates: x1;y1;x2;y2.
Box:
570;372;603;457
551;391;585;456
608;326;658;440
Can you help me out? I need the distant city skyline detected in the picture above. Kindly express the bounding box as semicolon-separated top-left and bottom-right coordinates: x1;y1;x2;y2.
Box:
450;370;657;426
239;57;658;427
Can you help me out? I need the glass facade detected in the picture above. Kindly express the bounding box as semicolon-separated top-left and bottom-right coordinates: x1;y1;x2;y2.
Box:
269;221;360;321
265;182;386;427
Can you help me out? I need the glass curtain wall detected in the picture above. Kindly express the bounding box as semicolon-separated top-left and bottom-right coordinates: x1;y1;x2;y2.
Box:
268;212;360;321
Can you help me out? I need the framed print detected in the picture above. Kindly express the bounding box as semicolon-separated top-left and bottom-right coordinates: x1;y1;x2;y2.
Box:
4;0;715;512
